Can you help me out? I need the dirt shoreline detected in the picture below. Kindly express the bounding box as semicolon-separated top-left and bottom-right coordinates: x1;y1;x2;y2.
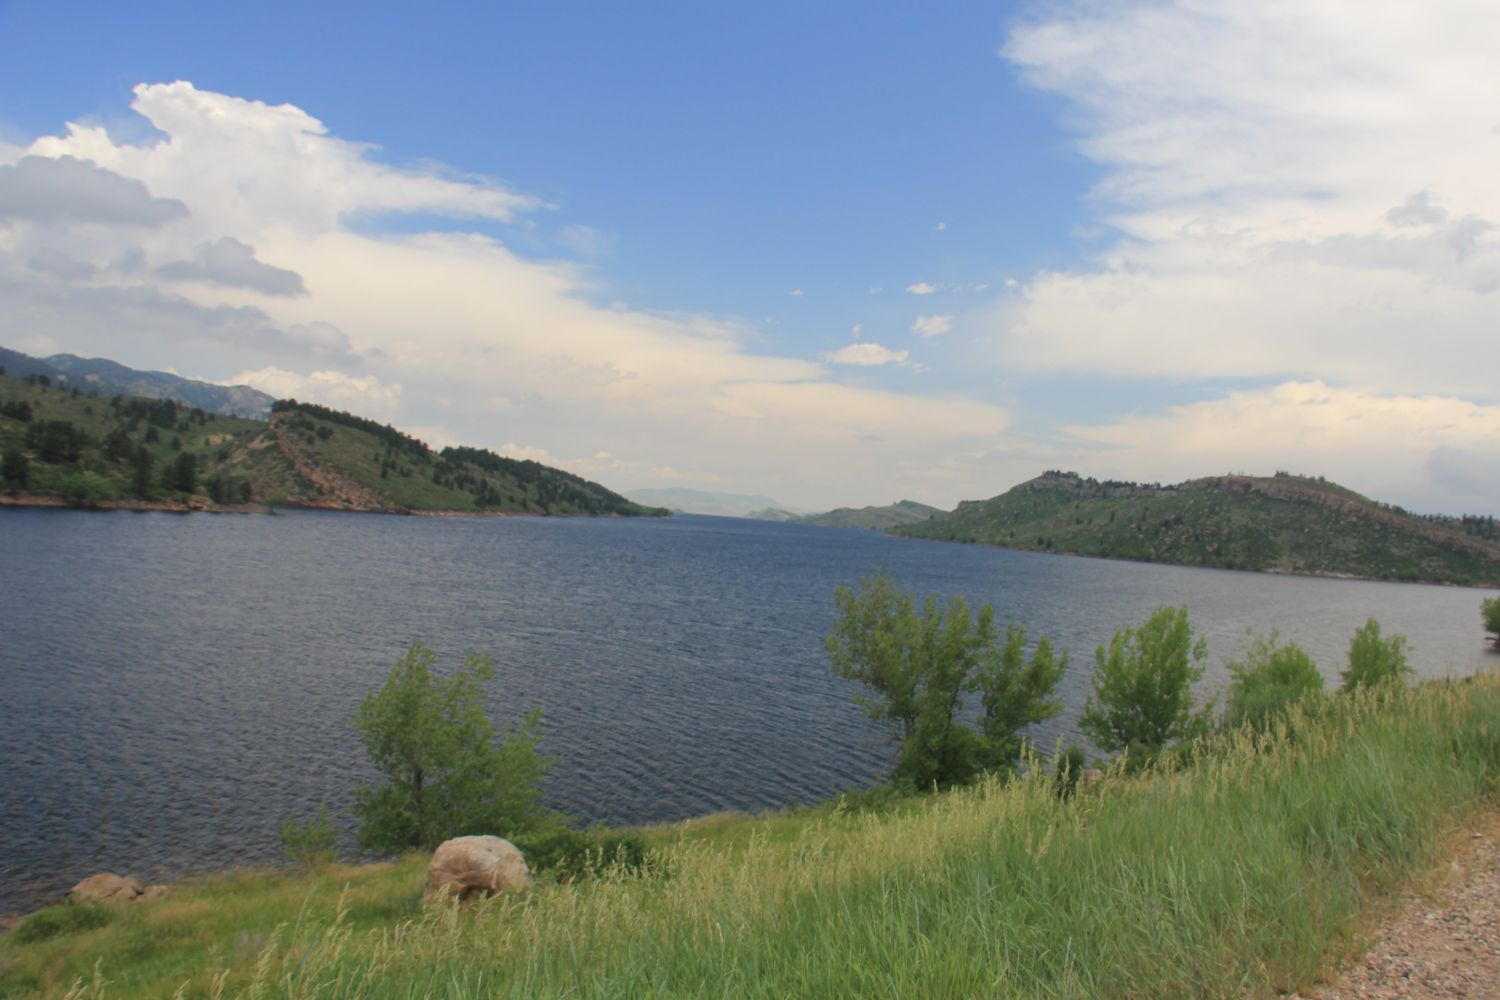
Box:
0;494;528;517
1296;807;1500;999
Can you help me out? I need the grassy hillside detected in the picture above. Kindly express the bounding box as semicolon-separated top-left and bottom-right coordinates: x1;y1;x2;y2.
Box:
796;498;944;530
0;377;664;517
896;471;1500;586
4;674;1499;998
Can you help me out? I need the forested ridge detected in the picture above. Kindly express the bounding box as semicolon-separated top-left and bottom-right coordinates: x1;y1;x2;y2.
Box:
896;470;1500;587
0;374;664;517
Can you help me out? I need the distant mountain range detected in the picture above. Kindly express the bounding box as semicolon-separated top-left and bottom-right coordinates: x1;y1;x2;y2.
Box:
0;346;274;419
624;487;801;518
749;499;944;530
895;471;1500;587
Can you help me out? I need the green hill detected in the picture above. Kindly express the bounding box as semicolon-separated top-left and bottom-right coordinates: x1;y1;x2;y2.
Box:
895;470;1500;586
0;376;664;518
796;499;944;530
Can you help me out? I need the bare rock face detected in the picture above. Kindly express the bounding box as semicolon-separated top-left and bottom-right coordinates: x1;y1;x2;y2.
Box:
69;873;144;905
423;836;531;904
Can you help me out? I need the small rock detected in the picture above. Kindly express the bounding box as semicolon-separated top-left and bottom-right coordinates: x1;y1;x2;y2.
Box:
423;836;530;904
69;872;144;905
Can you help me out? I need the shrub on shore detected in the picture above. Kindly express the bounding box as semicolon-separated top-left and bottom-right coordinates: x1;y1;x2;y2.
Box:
8;672;1498;999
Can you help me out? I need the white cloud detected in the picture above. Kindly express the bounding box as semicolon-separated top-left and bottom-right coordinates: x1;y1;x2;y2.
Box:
224;366;402;419
157;236;305;296
825;342;910;366
0;155;185;226
997;1;1500;398
496;441;556;463
29;83;535;237
787;288;804;297
8;81;1012;509
906;281;938;295
911;314;954;338
935;221;946;231
850;323;863;339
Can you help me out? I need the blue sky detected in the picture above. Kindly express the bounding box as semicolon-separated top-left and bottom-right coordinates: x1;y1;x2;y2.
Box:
1;1;1497;513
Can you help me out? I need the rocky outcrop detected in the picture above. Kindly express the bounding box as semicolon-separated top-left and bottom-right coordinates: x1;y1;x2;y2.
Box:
68;873;169;905
423;836;530;904
269;413;409;513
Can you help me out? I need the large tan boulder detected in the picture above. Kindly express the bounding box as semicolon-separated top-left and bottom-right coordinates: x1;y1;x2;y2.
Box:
423;836;531;904
69;873;143;905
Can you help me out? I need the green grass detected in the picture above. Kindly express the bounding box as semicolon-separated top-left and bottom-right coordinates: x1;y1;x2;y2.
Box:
6;673;1499;998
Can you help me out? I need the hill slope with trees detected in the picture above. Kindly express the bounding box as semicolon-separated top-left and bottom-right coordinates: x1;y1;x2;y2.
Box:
0;375;663;517
894;471;1500;587
793;499;944;530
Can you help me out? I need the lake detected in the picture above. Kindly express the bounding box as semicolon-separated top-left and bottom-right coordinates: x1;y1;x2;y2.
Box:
1;506;1495;913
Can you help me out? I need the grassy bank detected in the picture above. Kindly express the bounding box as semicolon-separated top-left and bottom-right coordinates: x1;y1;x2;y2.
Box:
5;674;1499;998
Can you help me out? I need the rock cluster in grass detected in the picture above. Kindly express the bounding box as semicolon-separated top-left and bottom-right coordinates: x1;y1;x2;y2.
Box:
68;873;169;905
423;835;531;904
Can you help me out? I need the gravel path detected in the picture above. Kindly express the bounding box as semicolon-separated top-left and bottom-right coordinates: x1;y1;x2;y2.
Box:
1296;812;1500;999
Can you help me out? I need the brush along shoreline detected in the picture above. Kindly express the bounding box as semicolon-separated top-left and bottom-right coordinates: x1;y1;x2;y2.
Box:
5;673;1500;997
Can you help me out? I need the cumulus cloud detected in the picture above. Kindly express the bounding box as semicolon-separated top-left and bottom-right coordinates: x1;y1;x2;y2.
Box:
224;366;402;419
825;343;910;366
9;80;1012;508
998;1;1500;398
157;237;306;296
0;276;358;372
497;441;557;463
906;281;938;295
29;83;535;236
0;155;186;226
27;248;96;280
911;314;953;338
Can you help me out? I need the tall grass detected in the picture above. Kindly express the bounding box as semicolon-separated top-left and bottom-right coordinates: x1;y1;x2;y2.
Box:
7;675;1499;998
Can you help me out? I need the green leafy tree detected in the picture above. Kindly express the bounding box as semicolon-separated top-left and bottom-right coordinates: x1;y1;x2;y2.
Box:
977;623;1068;769
1;446;28;490
1223;630;1324;731
24;420;86;464
1340;618;1411;690
353;643;555;853
1080;605;1208;757
1483;596;1500;650
129;447;154;497
166;451;196;494
57;471;119;504
827;573;1065;789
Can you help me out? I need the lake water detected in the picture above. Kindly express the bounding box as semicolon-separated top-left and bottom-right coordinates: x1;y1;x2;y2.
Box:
1;506;1495;913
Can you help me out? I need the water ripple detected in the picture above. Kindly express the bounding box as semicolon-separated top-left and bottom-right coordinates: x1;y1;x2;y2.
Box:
1;508;1493;913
